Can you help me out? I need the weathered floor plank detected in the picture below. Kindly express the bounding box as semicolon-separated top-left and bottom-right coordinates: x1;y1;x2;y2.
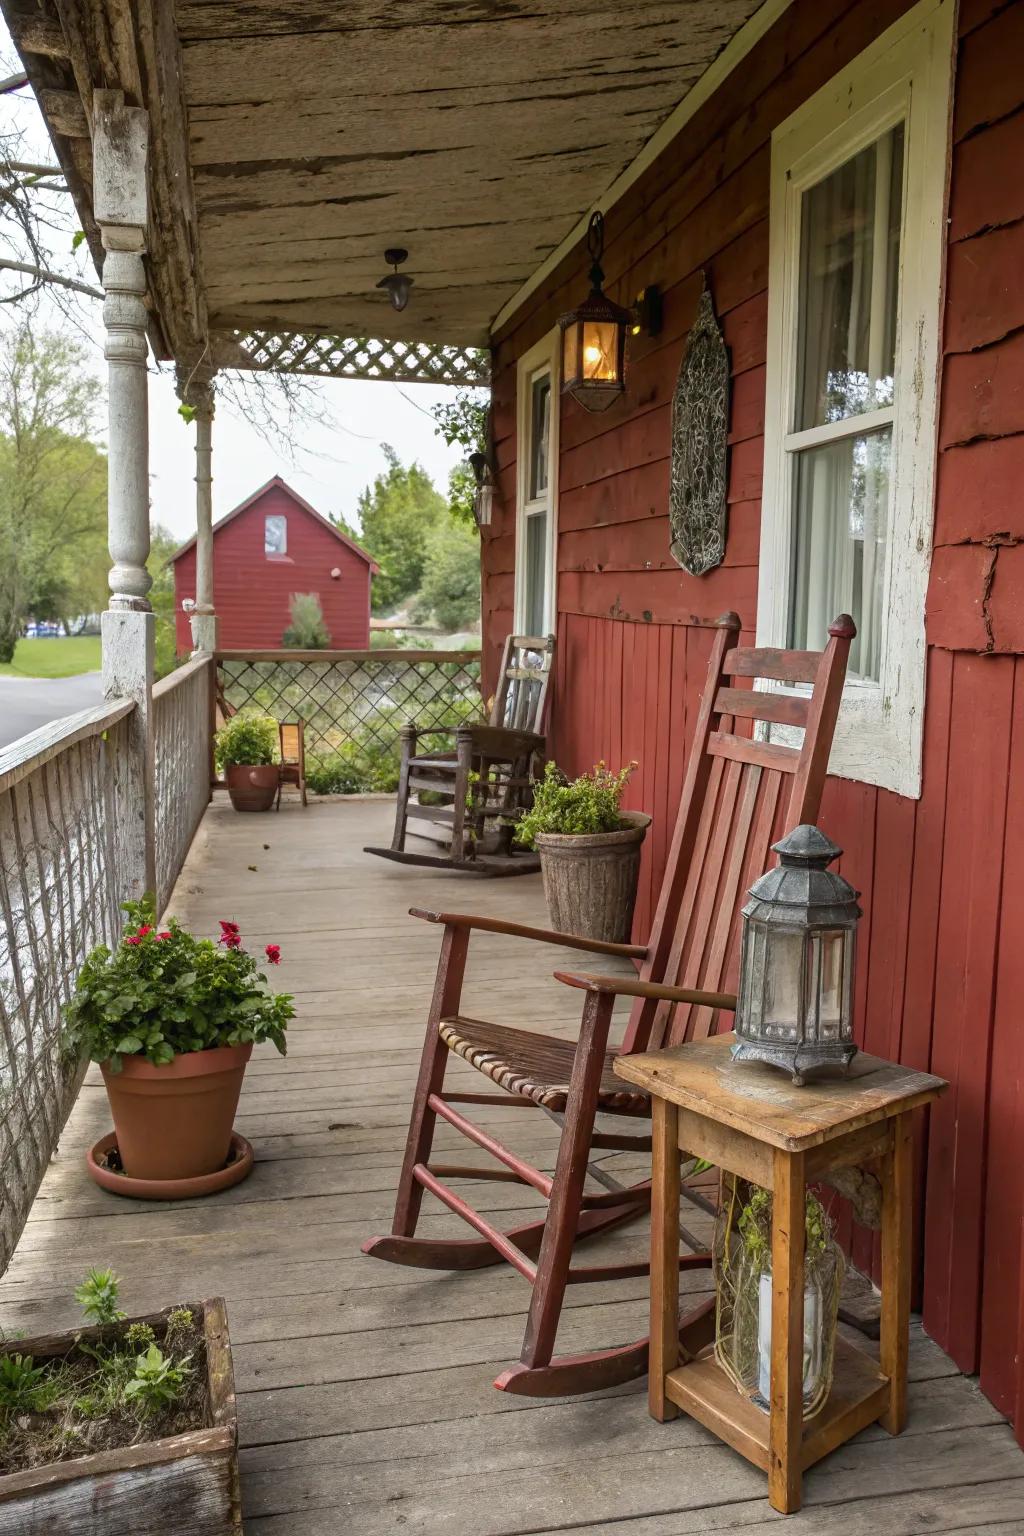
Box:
1;799;1022;1533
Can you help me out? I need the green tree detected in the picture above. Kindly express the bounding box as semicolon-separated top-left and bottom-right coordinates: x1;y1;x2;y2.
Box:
282;592;331;648
148;526;179;680
416;519;481;632
0;323;107;660
356;444;445;615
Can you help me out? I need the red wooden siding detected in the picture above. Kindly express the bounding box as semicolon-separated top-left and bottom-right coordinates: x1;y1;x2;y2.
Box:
173;481;373;653
482;0;1024;1437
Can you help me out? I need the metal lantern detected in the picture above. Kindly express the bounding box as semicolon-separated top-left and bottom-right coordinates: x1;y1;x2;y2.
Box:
732;825;861;1085
559;212;633;412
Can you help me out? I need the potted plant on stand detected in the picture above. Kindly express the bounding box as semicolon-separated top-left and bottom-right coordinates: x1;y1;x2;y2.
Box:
215;712;280;812
515;760;650;942
64;899;293;1199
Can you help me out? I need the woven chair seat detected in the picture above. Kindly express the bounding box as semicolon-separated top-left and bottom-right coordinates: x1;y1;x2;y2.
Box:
439;1016;650;1116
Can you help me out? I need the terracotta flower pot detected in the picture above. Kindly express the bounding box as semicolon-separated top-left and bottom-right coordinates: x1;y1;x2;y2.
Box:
100;1042;253;1182
535;810;652;943
226;762;278;811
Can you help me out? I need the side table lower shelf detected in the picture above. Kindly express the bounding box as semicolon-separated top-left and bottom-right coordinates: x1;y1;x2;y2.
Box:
664;1333;890;1475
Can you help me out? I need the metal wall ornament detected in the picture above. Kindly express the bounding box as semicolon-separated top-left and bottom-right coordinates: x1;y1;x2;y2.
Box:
669;276;730;575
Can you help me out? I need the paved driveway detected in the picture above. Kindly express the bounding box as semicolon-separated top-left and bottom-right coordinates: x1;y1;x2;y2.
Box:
0;672;104;751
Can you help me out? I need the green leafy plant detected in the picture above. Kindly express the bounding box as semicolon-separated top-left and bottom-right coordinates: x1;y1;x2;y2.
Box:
164;1308;194;1348
63;897;294;1071
75;1268;125;1326
515;760;638;847
124;1322;155;1350
736;1186;832;1274
123;1344;192;1415
0;1355;50;1414
282;591;331;649
214;712;278;772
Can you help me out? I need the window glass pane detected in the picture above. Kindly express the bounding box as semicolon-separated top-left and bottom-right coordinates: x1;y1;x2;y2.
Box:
525;511;547;634
265;514;287;555
789;428;890;681
529;375;551;499
795;124;904;430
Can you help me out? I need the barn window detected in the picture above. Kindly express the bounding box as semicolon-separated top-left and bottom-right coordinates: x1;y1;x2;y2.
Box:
515;330;559;636
757;0;952;799
265;514;287;555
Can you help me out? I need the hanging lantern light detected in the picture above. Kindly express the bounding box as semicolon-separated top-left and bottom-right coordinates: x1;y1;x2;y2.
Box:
732;825;861;1085
377;247;413;312
558;212;634;412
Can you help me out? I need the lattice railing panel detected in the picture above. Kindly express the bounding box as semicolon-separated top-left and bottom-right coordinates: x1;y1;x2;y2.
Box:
154;656;212;914
0;707;133;1274
216;650;483;778
225;330;490;386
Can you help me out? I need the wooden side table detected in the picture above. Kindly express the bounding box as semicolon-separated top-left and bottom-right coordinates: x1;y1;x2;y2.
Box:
614;1033;946;1515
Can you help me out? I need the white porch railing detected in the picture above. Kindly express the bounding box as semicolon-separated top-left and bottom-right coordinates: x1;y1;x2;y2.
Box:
0;700;135;1271
153;655;212;914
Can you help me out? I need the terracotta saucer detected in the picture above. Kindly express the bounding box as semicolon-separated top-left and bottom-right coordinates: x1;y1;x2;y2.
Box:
86;1132;254;1200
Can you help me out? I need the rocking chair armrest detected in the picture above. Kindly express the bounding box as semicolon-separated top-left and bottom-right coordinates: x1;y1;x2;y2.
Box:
409;908;648;959
553;970;737;1013
460;725;545;759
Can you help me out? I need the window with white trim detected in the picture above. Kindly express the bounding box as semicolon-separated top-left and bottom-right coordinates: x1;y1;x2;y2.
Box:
515;332;559;635
758;0;953;798
264;514;287;556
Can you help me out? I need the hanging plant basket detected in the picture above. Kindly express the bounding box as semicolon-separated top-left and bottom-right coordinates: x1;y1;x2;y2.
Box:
713;1175;844;1418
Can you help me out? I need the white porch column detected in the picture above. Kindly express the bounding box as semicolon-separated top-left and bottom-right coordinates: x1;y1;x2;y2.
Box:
177;367;218;654
94;89;156;901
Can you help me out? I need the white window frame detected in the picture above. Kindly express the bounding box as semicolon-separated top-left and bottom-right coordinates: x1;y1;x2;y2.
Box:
264;513;287;556
514;330;560;636
757;0;953;799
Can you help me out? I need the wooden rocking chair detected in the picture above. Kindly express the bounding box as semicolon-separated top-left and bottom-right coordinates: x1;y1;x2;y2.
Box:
363;612;854;1396
276;720;307;809
365;634;555;875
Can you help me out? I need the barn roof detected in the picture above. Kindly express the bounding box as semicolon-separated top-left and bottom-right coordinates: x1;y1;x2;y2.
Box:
4;0;773;381
171;475;380;573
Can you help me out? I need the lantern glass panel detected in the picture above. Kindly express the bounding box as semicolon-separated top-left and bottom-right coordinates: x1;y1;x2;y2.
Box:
762;929;805;1042
562;323;579;387
810;929;847;1041
581;320;620;382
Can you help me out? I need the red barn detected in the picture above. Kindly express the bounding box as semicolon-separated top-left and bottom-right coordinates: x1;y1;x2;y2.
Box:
172;476;377;653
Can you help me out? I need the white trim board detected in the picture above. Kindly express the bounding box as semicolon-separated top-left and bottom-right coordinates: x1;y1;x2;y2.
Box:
490;0;795;339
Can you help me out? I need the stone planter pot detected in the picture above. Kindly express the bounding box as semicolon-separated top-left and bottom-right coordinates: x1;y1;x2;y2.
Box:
100;1042;253;1183
535;810;652;943
0;1300;242;1536
225;762;278;811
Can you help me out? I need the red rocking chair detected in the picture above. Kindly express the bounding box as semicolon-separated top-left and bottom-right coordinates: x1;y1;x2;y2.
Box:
363;612;854;1396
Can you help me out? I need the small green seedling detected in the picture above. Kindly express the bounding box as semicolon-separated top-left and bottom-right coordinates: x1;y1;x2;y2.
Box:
75;1268;125;1326
0;1354;50;1414
123;1344;191;1415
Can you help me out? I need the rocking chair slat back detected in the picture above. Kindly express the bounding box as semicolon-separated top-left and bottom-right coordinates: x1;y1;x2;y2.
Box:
620;611;855;1055
491;634;555;735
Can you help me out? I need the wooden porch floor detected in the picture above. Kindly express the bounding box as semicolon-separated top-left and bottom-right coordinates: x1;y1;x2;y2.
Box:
2;799;1023;1534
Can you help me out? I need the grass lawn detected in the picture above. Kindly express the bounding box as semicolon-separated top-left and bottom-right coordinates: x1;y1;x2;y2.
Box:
0;636;102;678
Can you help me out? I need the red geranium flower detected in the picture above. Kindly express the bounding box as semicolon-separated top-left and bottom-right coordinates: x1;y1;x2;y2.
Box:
265;944;281;965
136;925;153;938
123;935;141;947
219;919;242;950
156;931;172;941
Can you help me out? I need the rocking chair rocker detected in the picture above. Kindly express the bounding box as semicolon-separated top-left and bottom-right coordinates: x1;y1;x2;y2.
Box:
363;612;854;1396
365;633;555;875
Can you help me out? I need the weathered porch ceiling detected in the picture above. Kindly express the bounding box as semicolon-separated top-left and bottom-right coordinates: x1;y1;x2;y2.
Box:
6;0;763;378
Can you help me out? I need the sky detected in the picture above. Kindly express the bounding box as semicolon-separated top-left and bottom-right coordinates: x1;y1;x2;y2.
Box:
0;31;465;545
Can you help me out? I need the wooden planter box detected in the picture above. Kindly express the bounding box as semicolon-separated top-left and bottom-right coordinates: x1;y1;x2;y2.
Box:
0;1298;242;1536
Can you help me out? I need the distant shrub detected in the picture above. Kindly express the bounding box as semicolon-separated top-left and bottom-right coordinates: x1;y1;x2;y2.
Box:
282;592;331;649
